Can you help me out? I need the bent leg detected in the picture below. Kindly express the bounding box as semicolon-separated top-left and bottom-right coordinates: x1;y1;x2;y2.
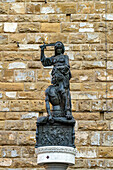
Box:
45;88;53;120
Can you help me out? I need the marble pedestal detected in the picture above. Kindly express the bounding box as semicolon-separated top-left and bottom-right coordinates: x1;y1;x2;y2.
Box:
35;146;76;170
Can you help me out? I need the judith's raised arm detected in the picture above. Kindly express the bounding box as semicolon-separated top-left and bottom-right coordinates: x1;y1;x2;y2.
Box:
40;46;53;67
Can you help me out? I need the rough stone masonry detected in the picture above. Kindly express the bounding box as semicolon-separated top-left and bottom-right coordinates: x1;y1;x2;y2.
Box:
0;0;113;169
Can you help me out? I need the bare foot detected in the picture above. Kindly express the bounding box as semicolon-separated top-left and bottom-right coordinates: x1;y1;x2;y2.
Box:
48;115;54;123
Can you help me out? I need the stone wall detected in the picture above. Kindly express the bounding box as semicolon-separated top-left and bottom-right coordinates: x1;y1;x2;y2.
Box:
0;0;113;169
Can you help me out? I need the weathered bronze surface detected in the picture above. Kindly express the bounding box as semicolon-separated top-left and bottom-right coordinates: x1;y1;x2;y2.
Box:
35;41;75;148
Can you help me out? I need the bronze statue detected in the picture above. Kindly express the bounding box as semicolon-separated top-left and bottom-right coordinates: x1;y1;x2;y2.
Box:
40;41;73;121
35;42;75;148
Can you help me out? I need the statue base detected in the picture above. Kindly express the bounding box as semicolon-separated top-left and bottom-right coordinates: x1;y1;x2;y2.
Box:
35;146;76;169
35;115;76;169
35;116;75;148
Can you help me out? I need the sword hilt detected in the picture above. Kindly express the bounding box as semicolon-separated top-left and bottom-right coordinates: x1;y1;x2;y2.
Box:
40;42;55;49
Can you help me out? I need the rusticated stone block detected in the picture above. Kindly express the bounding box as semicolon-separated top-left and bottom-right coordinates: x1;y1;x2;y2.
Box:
26;3;40;14
91;100;112;111
18;91;45;100
3;70;14;82
0;101;9;111
95;2;110;14
41;4;55;14
71;14;88;22
14;70;36;82
26;3;35;13
0;83;24;91
94;22;106;32
21;146;35;158
49;33;68;43
79;22;94;33
71;91;98;100
18;132;36;145
8;15;32;22
61;23;79;32
95;70;113;82
98;147;113;158
30;100;45;112
82;82;106;91
7;62;27;69
41;23;60;33
86;33;100;43
49;14;66;23
1;146;21;158
87;159;106;169
104;112;113;120
91;44;106;51
82;61;106;69
32;14;49;22
75;147;97;158
73;112;100;120
70;83;81;91
88;14;101;22
5;120;25;131
25;82;50;91
3;52;34;61
37;69;51;82
11;158;37;168
78;121;109;131
0;121;5;130
0;131;18;145
101;132;113;146
9;3;25;14
71;70;95;83
106;159;113;168
9;100;30;112
9;33;27;44
0;112;6;120
18;23;40;32
20;112;38;120
27;61;41;69
69;33;86;44
75;131;89;146
56;3;76;14
0;158;12;167
0;35;8;44
81;44;90;51
0;3;9;14
27;33;49;44
6;112;20;120
70;61;81;69
19;44;39;51
5;91;17;100
90;132;101;146
4;23;17;33
0;44;18;51
73;159;86;168
0;15;8;22
77;2;94;14
102;14;113;21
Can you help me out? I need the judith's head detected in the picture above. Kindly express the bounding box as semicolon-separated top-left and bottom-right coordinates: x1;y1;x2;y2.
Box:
55;41;65;56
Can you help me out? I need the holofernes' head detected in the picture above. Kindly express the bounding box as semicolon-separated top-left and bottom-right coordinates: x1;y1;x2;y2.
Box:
55;41;65;56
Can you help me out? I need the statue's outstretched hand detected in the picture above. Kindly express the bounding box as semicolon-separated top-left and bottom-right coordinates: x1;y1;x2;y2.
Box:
40;44;46;50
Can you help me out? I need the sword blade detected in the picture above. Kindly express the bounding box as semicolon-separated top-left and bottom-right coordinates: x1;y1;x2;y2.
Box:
45;43;55;47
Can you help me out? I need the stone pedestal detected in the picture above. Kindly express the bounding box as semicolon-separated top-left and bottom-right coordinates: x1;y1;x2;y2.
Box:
35;146;76;170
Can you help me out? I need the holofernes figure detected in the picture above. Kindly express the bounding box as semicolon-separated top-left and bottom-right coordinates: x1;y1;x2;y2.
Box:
40;41;73;121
